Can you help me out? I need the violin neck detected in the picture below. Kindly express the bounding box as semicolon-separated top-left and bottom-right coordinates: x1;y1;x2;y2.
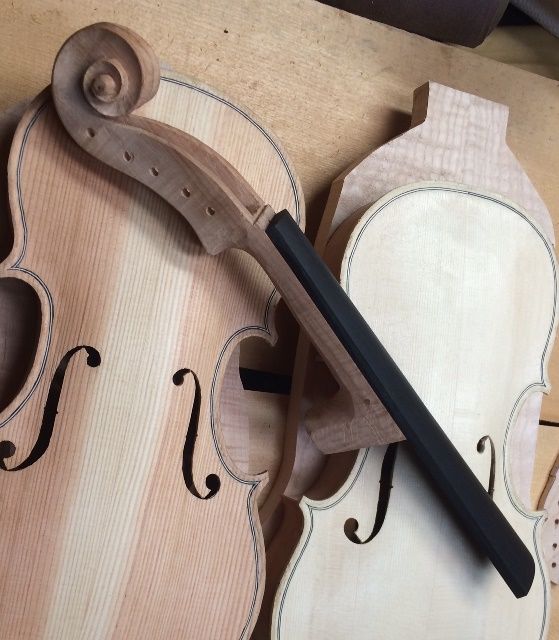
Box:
50;22;536;599
255;210;535;599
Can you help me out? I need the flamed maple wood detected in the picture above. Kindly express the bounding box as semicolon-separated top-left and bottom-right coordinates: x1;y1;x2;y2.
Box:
263;84;558;639
262;82;555;521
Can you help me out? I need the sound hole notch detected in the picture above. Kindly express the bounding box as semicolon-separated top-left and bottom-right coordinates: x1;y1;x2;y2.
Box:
173;368;220;500
344;443;398;545
0;345;101;471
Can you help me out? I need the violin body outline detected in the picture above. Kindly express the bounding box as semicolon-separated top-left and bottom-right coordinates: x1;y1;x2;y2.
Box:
272;183;556;640
0;73;303;639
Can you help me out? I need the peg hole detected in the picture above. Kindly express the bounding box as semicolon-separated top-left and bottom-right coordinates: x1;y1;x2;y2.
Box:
553;543;557;549
181;187;191;198
553;562;557;568
556;519;559;525
150;167;159;177
123;150;134;162
206;206;216;216
86;128;96;138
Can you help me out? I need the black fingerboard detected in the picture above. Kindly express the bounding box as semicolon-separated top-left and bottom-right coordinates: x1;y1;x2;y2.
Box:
266;210;535;599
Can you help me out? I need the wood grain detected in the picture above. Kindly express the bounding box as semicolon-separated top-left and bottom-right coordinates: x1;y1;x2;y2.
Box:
311;82;553;456
50;22;408;449
0;71;302;639
0;4;557;633
264;83;559;638
0;0;558;418
298;84;552;498
0;2;555;215
534;427;559;637
539;453;559;585
272;182;557;639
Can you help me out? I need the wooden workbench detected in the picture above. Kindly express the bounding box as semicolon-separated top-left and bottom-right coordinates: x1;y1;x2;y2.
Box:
3;0;558;405
0;0;558;636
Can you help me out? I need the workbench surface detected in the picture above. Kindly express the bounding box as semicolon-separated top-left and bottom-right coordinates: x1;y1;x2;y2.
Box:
1;1;558;636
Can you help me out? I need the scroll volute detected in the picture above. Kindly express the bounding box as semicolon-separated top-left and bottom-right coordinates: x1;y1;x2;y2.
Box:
52;22;265;256
51;21;404;451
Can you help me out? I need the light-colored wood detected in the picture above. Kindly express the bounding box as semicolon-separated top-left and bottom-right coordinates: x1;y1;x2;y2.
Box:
265;83;559;637
0;100;36;411
539;454;559;585
261;79;555;529
51;22;404;448
272;182;557;639
0;5;557;631
1;0;559;421
534;426;559;635
308;82;553;468
0;69;303;638
221;348;290;511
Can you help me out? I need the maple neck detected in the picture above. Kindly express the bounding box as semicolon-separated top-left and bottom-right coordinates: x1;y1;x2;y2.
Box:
50;21;535;598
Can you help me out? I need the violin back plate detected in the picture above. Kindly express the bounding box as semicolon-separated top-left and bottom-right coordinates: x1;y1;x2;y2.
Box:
306;82;555;504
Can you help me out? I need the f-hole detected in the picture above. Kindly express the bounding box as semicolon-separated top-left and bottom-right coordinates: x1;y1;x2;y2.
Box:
0;345;101;471
477;435;496;498
344;443;398;544
173;368;220;500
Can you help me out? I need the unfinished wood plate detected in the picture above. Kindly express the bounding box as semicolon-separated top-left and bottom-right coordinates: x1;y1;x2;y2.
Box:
0;71;303;639
272;182;556;639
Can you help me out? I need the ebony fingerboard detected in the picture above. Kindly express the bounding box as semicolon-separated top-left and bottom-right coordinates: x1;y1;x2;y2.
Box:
266;209;535;599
